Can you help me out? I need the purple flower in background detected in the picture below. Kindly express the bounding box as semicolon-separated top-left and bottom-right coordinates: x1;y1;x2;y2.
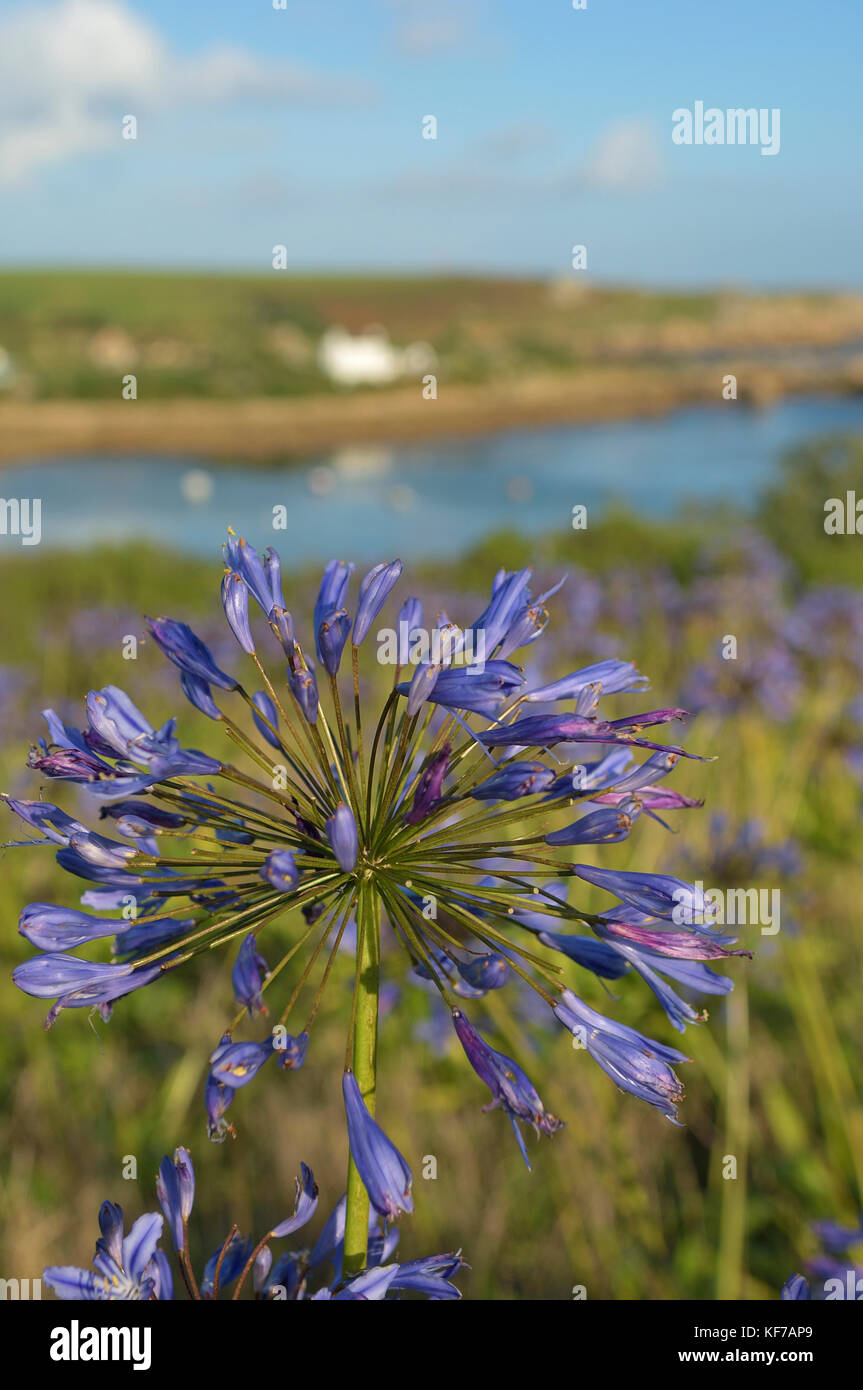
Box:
99;799;186;835
781;1214;863;1300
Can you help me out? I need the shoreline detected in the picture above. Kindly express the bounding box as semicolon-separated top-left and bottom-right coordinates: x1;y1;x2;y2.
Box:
1;359;861;463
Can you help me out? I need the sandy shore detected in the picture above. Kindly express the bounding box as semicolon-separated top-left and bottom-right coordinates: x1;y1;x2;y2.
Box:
1;359;861;463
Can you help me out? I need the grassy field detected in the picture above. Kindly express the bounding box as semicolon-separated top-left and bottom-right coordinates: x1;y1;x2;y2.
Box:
1;490;861;1300
2;272;863;462
2;271;863;403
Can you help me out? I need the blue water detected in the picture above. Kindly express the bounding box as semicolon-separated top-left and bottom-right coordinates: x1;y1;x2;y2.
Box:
3;394;863;559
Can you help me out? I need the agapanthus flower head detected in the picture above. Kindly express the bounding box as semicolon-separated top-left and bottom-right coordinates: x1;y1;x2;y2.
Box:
44;1148;464;1301
8;536;743;1159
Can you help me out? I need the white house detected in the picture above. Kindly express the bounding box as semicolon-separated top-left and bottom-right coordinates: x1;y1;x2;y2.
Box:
317;326;436;386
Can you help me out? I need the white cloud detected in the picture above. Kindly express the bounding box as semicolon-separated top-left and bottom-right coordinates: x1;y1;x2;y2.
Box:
582;117;665;192
394;15;466;55
384;0;468;55
0;0;372;185
370;114;665;207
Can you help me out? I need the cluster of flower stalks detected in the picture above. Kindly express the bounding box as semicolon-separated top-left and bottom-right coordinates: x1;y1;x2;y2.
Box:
7;535;750;1272
44;1146;465;1301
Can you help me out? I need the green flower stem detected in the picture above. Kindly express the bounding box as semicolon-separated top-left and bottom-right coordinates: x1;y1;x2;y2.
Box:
343;879;381;1275
352;645;367;792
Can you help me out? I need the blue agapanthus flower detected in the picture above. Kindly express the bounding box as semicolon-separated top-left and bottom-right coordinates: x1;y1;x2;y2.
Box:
44;1202;172;1301
43;1146;464;1302
7;535;746;1163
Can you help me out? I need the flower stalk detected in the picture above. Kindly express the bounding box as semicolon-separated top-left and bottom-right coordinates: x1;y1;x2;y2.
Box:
343;879;381;1274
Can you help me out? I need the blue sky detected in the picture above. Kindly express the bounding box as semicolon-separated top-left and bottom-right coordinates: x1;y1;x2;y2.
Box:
1;0;860;286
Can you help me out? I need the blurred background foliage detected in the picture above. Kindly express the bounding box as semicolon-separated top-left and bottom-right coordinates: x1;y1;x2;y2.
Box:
0;271;858;401
1;438;862;1300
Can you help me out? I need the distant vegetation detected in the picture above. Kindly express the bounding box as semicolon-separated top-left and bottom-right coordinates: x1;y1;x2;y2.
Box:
759;435;863;584
1;270;862;401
